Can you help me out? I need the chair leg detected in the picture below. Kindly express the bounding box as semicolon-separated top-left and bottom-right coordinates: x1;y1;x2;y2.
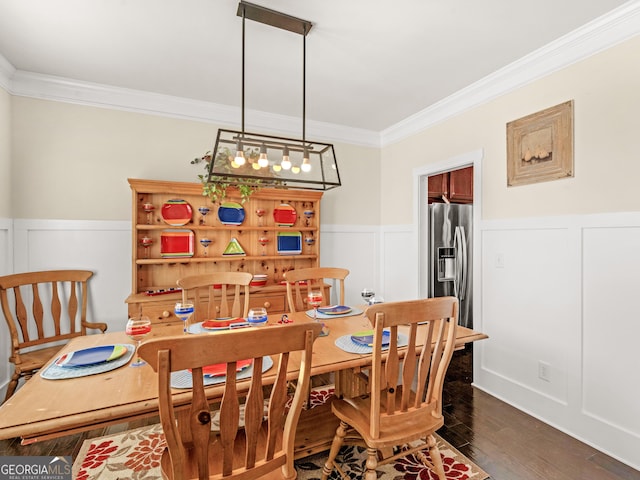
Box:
321;420;348;480
426;434;446;479
364;447;378;480
3;371;20;403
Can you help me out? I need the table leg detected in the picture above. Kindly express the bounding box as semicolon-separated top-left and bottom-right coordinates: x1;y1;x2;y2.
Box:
334;367;370;398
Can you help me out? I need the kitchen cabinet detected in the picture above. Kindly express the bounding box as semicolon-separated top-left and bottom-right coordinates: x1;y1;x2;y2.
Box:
427;166;473;204
126;178;323;321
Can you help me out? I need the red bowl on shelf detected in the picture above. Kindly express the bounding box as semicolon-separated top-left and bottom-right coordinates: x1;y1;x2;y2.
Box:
251;274;268;287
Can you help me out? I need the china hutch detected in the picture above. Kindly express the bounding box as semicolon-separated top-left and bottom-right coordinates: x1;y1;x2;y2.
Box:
126;178;323;322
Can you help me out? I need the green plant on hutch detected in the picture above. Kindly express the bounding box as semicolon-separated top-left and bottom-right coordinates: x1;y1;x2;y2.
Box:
192;147;263;204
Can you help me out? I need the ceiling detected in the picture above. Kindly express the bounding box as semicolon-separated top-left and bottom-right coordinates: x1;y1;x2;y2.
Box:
0;0;634;138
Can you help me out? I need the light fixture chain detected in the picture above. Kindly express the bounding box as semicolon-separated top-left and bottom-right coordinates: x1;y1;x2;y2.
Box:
303;25;306;144
241;6;245;136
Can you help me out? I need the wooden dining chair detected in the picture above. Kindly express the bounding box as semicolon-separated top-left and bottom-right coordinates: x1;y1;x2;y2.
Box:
138;321;323;480
283;267;350;312
176;272;253;323
0;270;107;402
321;296;459;480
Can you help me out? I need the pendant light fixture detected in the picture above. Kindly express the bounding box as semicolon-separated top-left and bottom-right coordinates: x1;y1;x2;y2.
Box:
207;1;341;191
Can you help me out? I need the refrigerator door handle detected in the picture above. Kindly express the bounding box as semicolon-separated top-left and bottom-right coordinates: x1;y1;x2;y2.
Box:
454;226;467;301
453;227;460;297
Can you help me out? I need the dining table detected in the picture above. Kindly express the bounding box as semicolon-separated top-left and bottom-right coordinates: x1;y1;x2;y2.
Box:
0;305;487;457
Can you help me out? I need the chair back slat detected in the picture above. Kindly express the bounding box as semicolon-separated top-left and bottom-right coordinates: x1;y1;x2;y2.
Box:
415;321;435;407
157;350;187;480
138;322;322;480
364;297;458;441
191;365;212;478
220;363;240;476
177;272;252;323
13;287;29;342
283;267;349;312
69;277;82;334
32;283;46;338
265;352;289;460
383;322;399;417
400;323;418;411
243;356;265;468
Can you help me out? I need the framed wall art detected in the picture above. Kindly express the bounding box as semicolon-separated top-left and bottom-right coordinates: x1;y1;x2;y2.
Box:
506;100;574;187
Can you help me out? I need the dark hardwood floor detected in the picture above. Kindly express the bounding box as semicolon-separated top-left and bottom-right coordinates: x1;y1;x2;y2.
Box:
440;344;640;480
1;346;639;479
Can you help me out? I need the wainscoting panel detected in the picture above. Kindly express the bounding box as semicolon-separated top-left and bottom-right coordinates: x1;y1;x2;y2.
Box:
12;219;131;331
320;225;379;306
0;219;11;277
0;218;13;398
479;225;576;404
582;225;640;436
475;213;640;470
381;225;418;302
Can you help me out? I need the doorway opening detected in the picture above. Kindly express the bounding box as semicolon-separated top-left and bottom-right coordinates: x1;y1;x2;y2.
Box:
427;166;473;328
413;149;482;322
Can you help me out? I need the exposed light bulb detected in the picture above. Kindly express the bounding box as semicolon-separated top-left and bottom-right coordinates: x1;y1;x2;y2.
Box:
291;166;301;174
301;150;311;172
281;146;291;170
252;162;260;170
258;144;269;168
234;140;245;166
272;164;282;172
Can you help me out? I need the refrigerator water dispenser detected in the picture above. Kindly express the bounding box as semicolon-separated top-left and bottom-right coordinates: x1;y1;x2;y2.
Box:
437;247;456;282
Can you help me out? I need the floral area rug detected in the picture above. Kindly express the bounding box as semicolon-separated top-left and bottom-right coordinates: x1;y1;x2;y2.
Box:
73;386;489;480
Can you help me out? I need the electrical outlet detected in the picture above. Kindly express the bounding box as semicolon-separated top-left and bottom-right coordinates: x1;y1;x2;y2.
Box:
538;361;551;382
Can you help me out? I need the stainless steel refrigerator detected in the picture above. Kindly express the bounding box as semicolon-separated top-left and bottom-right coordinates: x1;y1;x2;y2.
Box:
429;203;473;328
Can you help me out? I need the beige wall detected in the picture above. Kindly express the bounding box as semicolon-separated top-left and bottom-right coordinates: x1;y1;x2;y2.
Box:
10;97;379;224
381;34;640;224
321;142;380;225
12;34;639;226
0;87;10;218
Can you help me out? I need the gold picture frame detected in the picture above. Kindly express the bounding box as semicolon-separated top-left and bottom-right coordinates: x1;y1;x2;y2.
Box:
506;100;574;187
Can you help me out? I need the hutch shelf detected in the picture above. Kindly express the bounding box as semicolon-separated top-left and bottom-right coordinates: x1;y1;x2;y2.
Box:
126;178;323;321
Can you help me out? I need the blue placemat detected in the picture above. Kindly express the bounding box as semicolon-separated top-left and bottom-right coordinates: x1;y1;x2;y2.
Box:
170;356;274;389
305;306;363;320
40;344;135;380
335;333;409;354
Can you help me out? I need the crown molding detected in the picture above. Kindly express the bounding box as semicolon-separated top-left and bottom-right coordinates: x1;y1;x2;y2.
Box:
8;69;380;148
0;54;15;91
3;1;640;148
380;1;640;146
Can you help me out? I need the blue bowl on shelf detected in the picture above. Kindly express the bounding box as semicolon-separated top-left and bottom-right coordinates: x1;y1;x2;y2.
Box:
218;202;245;225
